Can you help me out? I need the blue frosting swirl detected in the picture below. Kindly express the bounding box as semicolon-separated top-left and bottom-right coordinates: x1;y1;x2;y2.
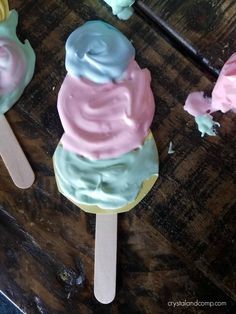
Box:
65;20;135;83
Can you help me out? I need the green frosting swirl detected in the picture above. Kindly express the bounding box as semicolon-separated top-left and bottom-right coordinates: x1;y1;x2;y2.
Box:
54;137;159;210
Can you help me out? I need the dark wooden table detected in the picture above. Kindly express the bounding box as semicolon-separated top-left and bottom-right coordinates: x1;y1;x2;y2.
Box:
0;1;235;313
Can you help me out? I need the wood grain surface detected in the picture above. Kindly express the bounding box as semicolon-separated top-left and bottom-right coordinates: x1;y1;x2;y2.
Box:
0;0;235;313
137;0;236;72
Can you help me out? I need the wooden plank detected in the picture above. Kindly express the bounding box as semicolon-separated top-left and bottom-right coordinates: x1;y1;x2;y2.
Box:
136;0;236;72
0;203;235;313
0;0;235;313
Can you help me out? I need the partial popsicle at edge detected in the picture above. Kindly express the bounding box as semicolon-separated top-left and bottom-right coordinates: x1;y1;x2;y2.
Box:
0;2;35;188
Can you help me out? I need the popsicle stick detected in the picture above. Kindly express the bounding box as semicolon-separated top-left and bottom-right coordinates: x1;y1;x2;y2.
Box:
94;213;117;304
0;114;35;189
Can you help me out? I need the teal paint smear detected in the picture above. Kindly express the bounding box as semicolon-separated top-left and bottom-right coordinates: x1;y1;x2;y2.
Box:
54;137;159;210
195;114;220;137
103;0;135;20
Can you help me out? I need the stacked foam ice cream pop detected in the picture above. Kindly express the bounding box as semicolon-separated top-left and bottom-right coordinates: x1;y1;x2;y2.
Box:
53;21;159;214
53;21;158;303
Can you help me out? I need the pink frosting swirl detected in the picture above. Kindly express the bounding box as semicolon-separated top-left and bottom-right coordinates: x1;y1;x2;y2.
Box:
211;52;236;113
58;60;155;160
0;37;26;95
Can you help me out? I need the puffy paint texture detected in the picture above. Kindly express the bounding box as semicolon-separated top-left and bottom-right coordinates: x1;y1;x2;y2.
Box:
65;20;135;83
103;0;135;20
54;137;158;210
58;60;155;160
184;53;236;136
0;10;35;114
0;38;26;95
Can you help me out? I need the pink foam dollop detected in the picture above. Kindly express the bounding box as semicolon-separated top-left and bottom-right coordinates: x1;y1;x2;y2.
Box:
184;53;236;117
185;91;211;117
58;60;155;160
0;38;26;95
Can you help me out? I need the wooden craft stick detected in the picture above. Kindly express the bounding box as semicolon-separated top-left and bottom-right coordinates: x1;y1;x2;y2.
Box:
94;213;117;304
0;114;35;189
